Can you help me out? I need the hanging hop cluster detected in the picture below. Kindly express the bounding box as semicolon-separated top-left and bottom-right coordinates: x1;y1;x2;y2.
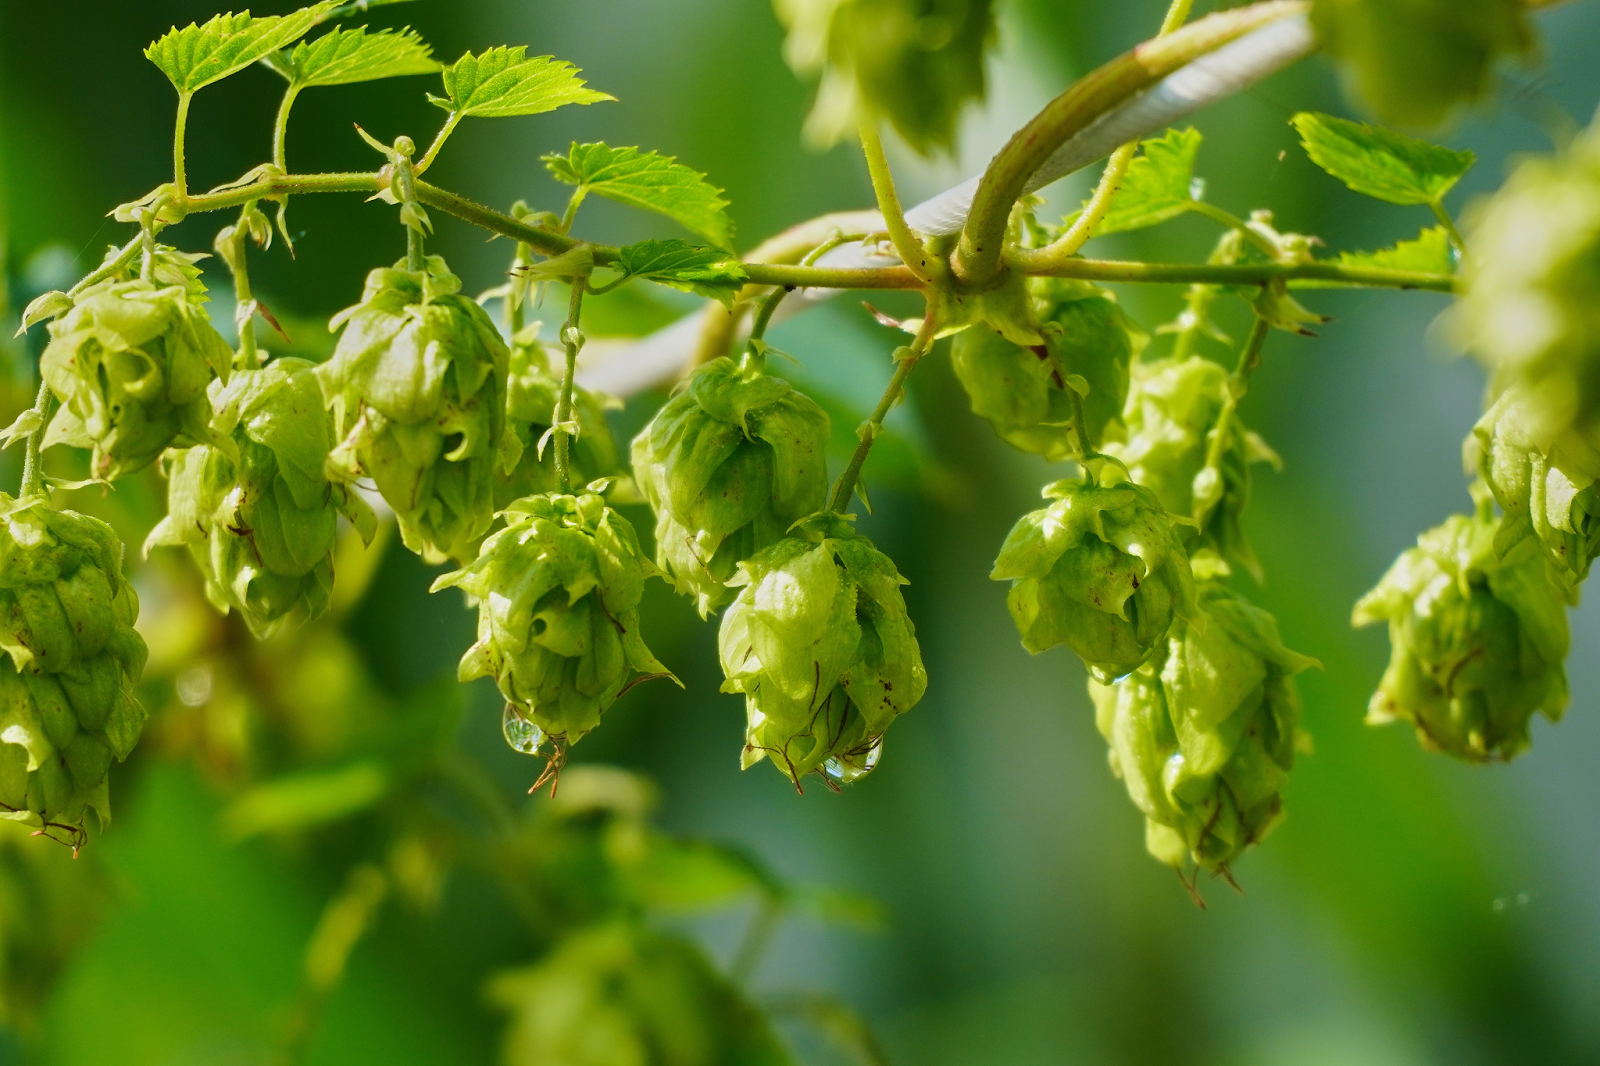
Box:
0;495;148;838
495;327;623;511
317;255;509;565
992;467;1197;682
145;358;378;637
1092;578;1315;875
38;247;233;480
632;353;831;617
435;491;677;757
1354;512;1569;762
951;279;1142;462
719;513;925;787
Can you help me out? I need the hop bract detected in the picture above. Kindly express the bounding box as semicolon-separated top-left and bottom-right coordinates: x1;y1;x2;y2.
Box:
632;354;830;617
951;279;1143;462
0;495;148;841
1112;355;1280;580
1456;115;1600;443
145;358;377;637
38;255;233;480
1470;384;1600;583
1091;581;1314;876
992;468;1196;682
434;491;674;754
495;327;622;510
719;514;925;786
1353;513;1569;762
318;255;509;565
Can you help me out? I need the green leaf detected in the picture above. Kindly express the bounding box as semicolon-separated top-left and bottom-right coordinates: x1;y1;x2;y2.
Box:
145;2;339;93
429;46;612;118
544;143;734;249
613;239;749;305
1293;112;1475;205
1063;127;1203;237
1295;226;1457;288
278;25;439;87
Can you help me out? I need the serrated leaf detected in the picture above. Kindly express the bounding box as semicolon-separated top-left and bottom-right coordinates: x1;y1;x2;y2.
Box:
279;25;438;87
1296;226;1456;288
613;239;749;305
1063;127;1203;237
544;142;734;249
1294;112;1474;205
145;2;339;93
429;46;612;118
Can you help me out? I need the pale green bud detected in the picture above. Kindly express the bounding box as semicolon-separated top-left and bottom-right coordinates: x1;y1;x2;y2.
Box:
992;470;1196;682
1091;581;1315;876
0;495;148;840
495;329;622;509
1111;355;1280;581
950;278;1143;462
719;513;925;787
433;492;676;753
1353;513;1569;761
317;255;509;565
632;355;830;617
145;358;377;638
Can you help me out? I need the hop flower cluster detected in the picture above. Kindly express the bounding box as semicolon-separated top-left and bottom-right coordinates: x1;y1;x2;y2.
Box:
0;495;147;842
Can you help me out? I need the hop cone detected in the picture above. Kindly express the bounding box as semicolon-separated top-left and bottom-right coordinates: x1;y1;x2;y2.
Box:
719;514;925;786
1470;384;1600;583
38;250;232;480
992;469;1196;681
0;495;148;839
1353;513;1569;761
488;921;791;1066
1111;356;1280;580
145;358;377;637
1091;580;1314;876
632;355;830;617
950;279;1143;462
1456;115;1600;443
318;255;509;565
434;492;675;753
495;327;622;510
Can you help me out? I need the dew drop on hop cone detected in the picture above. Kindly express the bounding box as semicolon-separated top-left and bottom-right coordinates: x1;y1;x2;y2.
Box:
502;704;545;756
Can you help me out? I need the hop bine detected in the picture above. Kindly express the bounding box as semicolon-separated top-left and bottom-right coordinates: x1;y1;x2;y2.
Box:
496;327;623;511
1354;511;1569;762
145;357;378;637
317;255;509;565
433;490;676;781
632;353;830;617
0;494;148;847
719;513;925;788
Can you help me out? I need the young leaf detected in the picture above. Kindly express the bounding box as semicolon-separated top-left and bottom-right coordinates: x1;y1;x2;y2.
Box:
145;2;339;93
1063;127;1203;237
279;25;439;87
429;46;612;118
1294;112;1474;205
543;143;734;249
613;239;749;305
1295;227;1456;287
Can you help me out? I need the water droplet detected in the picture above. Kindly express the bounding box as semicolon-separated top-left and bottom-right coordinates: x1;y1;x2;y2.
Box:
502;705;544;755
823;738;882;785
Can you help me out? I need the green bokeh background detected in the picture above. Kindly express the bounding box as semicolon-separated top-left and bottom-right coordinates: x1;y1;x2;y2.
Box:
2;1;1599;1063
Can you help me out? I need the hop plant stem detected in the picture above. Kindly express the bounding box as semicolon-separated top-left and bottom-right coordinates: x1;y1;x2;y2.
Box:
18;380;55;497
555;281;586;492
830;314;938;512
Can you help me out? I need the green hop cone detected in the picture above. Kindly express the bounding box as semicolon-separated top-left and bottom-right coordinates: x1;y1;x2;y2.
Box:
0;494;148;842
1353;512;1569;762
632;354;830;617
317;255;509;565
1110;356;1280;581
992;465;1197;682
433;491;676;757
1469;384;1600;583
1090;578;1315;878
495;326;622;510
488;920;791;1066
950;279;1144;462
37;250;233;481
1456;116;1600;443
719;513;925;787
145;358;378;637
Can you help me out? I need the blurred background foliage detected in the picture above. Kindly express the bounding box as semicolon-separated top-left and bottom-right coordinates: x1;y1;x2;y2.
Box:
2;0;1599;1063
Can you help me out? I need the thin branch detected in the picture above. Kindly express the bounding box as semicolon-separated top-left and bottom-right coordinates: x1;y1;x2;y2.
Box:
830;314;940;512
858;120;932;285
